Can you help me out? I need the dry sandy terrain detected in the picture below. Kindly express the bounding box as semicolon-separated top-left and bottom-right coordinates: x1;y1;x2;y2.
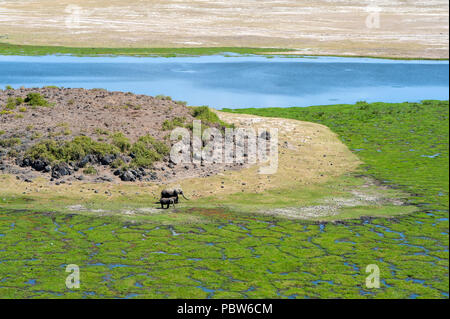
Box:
0;0;448;58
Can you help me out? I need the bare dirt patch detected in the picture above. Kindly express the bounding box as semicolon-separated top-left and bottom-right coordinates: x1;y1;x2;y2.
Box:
0;0;448;59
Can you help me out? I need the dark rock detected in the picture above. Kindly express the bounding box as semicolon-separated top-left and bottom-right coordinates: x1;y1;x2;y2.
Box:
120;170;136;182
100;154;116;165
78;155;97;168
20;158;31;167
51;163;72;179
31;159;48;171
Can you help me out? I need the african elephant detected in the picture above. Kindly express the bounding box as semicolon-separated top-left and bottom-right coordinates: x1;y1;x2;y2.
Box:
160;187;189;203
159;197;177;209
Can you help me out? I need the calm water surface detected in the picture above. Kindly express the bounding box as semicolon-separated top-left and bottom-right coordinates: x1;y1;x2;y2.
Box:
0;55;448;108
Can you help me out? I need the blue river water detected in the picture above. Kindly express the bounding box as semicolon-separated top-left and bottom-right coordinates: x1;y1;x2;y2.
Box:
0;55;448;109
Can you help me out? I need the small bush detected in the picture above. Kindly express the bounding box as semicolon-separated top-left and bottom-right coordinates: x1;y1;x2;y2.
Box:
110;158;125;169
24;92;50;107
0;130;5;136
7;149;19;157
19;107;27;112
162;117;186;130
95;128;110;136
190;106;233;128
5;85;13;90
111;132;131;152
5;97;17;110
27;136;120;163
0;138;21;147
155;95;172;101
31;132;43;140
83;165;98;175
130;135;169;168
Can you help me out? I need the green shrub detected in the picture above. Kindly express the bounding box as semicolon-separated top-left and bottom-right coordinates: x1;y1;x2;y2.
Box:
95;128;110;136
83;165;98;175
31;132;42;140
7;149;19;157
111;132;131;152
0;130;5;136
110;158;125;169
0;138;21;147
5;85;12;90
26;136;120;163
155;95;172;101
190;106;233;128
5;97;17;110
19;107;27;112
162;117;186;130
24;92;50;107
130;135;169;168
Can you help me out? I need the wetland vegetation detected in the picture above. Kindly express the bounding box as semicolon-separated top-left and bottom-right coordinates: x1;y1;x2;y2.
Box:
0;100;448;299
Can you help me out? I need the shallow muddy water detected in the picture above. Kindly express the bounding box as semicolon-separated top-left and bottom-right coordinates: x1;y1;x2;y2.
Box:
0;55;448;108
